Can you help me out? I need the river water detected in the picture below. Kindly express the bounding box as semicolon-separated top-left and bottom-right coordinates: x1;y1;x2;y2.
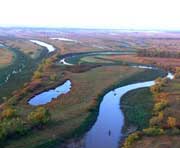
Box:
28;80;71;106
30;40;56;52
64;72;173;148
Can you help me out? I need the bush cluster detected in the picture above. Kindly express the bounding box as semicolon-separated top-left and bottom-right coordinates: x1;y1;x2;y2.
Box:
0;106;51;143
167;117;176;128
153;100;168;113
28;107;51;127
123;132;140;148
150;111;164;126
143;127;165;136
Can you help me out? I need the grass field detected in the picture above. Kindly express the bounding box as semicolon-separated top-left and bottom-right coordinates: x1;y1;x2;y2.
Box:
80;55;114;64
121;88;153;131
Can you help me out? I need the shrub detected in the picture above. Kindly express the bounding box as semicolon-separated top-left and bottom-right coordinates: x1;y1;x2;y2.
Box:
1;107;17;119
0;126;8;141
151;77;168;95
28;107;51;127
150;111;164;126
167;117;176;128
123;132;140;148
50;74;57;81
169;128;180;135
155;92;168;102
143;127;165;136
155;77;168;87
175;67;180;79
150;84;161;94
153;100;168;112
33;71;42;79
0;118;26;141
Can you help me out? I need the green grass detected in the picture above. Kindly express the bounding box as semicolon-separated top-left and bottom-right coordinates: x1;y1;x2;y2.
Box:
119;68;166;133
65;50;136;65
121;88;154;131
80;56;114;64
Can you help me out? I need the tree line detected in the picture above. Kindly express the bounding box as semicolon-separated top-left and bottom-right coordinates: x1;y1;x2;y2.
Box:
137;49;180;58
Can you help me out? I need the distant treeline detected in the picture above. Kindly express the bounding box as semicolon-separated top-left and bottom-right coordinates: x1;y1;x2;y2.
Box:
138;49;180;58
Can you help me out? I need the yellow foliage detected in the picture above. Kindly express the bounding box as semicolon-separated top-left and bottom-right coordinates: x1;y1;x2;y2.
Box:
167;117;176;128
28;107;50;126
1;107;16;119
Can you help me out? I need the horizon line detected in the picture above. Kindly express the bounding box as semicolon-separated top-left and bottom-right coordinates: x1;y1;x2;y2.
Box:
0;25;180;32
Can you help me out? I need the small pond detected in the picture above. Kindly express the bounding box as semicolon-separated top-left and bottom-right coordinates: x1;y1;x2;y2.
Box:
28;80;71;106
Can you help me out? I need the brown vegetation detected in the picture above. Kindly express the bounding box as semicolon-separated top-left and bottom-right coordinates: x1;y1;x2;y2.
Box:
0;48;13;67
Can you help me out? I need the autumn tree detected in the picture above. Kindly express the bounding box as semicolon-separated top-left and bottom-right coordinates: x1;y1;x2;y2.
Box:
175;67;180;79
1;107;17;119
28;107;51;127
167;117;176;128
33;71;42;79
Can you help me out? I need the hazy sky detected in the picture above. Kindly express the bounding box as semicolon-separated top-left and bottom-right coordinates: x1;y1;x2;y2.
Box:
0;0;180;30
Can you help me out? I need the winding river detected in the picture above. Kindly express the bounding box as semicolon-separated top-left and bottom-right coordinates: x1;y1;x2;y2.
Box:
77;72;173;148
63;70;173;148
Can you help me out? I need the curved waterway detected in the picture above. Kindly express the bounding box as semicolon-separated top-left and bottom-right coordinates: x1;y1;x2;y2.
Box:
64;72;174;148
30;40;56;52
59;51;136;66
